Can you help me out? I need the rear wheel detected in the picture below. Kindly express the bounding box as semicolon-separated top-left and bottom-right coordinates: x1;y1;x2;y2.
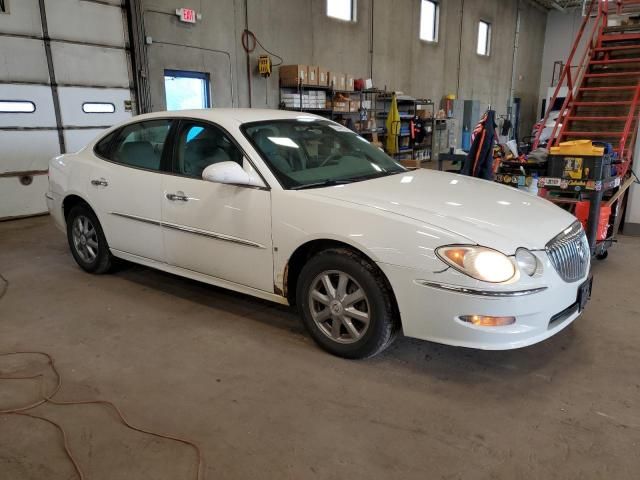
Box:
66;205;112;274
297;248;398;359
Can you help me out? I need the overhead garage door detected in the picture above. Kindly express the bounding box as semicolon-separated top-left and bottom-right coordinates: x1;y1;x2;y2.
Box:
0;0;136;219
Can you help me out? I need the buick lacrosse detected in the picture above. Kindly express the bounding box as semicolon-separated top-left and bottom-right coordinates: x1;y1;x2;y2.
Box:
47;109;591;358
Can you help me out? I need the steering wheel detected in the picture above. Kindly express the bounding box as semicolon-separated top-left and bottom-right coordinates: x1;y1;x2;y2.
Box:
318;153;343;167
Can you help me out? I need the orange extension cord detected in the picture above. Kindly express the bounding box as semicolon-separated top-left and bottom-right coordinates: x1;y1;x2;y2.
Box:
0;274;204;479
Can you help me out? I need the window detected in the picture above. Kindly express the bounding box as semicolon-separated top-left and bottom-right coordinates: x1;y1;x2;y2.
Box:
327;0;355;21
477;21;491;56
164;70;211;111
82;102;115;114
174;121;243;179
243;119;405;190
420;1;438;42
0;100;35;113
96;119;172;171
0;0;8;14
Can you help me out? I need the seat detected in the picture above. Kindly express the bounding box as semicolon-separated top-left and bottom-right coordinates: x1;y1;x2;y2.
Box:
118;141;160;170
253;128;294;173
183;138;219;176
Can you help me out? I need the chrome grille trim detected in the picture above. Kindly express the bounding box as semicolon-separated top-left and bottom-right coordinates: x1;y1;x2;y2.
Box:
545;221;590;283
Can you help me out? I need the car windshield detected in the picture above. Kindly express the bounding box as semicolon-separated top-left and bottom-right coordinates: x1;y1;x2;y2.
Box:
242;119;406;189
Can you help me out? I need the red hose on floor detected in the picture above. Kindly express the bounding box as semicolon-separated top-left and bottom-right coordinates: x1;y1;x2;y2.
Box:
0;276;204;479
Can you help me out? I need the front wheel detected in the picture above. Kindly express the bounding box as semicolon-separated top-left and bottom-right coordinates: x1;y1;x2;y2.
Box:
297;249;398;359
66;205;113;274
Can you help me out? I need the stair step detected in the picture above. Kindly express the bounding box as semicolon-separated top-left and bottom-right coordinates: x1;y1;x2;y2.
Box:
603;25;640;34
601;33;640;43
566;116;629;121
584;71;640;78
562;131;624;137
594;45;640;53
572;101;633;106
590;57;640;65
579;86;637;91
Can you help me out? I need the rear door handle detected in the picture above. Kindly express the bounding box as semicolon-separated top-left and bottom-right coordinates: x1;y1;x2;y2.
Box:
91;178;108;187
166;192;189;202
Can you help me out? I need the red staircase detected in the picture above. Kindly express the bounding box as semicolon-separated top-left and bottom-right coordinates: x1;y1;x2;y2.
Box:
534;0;640;177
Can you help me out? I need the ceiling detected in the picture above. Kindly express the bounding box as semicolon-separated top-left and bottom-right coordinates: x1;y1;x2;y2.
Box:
528;0;585;11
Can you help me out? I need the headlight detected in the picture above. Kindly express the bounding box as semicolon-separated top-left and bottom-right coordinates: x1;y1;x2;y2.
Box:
436;246;516;283
515;248;540;276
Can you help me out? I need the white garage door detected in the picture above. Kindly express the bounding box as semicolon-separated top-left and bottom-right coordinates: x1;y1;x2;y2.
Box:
0;0;135;219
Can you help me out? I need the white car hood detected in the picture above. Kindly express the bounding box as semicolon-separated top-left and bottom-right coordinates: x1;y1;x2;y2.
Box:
305;169;575;252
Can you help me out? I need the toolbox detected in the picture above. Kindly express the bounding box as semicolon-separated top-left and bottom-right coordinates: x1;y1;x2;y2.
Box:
548;140;611;181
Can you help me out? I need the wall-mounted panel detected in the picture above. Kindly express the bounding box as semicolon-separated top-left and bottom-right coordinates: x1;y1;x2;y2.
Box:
64;128;108;153
44;0;126;47
0;131;60;173
51;43;131;88
0;37;49;83
0;84;56;128
58;87;132;126
0;0;42;36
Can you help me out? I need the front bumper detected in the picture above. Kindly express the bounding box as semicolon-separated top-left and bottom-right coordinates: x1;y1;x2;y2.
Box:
379;257;589;350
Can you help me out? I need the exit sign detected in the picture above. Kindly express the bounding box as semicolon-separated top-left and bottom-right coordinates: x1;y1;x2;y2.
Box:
176;7;196;23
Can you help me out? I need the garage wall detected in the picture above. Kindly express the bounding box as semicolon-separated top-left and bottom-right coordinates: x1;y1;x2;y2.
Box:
140;0;546;135
537;8;586;117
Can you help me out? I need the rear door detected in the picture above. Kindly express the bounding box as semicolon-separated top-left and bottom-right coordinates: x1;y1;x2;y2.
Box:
89;119;173;262
0;0;135;219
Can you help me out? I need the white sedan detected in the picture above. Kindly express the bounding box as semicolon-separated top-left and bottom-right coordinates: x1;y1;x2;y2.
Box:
47;109;592;358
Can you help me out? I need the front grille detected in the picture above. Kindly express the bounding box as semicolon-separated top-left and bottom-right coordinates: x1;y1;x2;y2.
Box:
545;221;591;283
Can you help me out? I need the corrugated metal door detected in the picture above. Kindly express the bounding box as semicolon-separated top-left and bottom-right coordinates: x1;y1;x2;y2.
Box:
0;0;135;219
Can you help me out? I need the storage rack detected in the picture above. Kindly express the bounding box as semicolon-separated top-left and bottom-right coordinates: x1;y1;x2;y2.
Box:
278;81;383;136
376;93;436;166
537;175;624;259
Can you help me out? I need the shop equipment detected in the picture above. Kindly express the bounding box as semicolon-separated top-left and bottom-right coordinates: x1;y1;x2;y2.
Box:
533;0;640;259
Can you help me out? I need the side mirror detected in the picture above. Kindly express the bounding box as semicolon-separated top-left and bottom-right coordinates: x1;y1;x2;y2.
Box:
202;161;264;188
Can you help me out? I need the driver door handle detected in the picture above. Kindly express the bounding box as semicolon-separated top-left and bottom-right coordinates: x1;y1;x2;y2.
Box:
166;192;189;202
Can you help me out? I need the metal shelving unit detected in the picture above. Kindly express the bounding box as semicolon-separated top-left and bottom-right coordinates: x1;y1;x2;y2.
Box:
278;81;384;138
375;93;436;166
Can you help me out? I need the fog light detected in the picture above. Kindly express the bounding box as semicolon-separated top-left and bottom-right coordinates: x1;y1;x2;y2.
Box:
460;315;516;326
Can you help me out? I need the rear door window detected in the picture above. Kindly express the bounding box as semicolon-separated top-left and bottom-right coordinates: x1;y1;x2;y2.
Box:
95;119;173;172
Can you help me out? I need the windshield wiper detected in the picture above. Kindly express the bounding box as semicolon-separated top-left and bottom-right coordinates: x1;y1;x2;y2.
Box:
341;170;405;183
291;179;354;190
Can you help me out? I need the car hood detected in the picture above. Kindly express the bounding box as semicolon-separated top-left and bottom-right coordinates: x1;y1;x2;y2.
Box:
305;169;575;252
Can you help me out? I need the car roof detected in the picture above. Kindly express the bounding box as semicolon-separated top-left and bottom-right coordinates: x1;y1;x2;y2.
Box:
128;108;327;126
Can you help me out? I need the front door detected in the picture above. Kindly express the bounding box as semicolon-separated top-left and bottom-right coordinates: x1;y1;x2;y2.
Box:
88;118;173;262
161;120;274;293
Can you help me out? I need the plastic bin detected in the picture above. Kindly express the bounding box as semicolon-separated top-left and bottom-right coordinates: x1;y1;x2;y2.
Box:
548;140;611;181
575;201;611;241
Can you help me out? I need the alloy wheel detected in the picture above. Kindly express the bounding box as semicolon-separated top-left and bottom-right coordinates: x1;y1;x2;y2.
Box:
72;215;99;264
308;270;371;344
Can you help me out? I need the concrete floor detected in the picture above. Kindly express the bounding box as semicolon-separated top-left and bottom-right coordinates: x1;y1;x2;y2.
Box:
1;216;639;480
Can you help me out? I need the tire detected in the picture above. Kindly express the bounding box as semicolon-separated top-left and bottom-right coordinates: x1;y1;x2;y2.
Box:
296;248;398;359
596;250;608;260
66;204;113;274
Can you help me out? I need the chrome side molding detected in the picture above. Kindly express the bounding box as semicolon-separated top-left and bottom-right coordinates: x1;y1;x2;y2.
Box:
110;212;266;249
416;280;548;297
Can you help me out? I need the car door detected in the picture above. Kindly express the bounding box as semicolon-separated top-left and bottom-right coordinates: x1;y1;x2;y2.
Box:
161;119;274;292
88;118;173;262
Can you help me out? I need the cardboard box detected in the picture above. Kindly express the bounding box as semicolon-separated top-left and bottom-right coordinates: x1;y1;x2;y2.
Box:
318;68;329;86
345;74;355;91
329;72;346;91
279;64;308;86
349;100;359;112
307;65;319;85
332;100;349;112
